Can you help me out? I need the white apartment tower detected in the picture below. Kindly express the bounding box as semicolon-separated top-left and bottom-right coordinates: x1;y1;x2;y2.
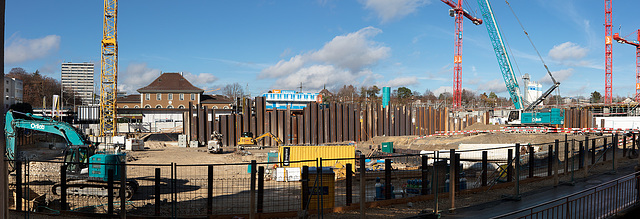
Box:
61;62;94;105
4;77;23;109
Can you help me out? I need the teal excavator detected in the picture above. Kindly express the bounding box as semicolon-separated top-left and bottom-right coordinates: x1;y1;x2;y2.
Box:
5;110;138;199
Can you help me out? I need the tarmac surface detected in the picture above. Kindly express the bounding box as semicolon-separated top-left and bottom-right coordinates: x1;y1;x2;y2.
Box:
440;165;638;219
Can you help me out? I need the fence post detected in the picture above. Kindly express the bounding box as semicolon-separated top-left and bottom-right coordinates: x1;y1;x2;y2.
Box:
250;160;256;219
384;159;391;200
604;137;608;162
592;139;596;165
120;163;126;218
507;149;513;182
15;161;21;212
257;166;264;213
623;135;627;157
482;151;488;187
449;149;456;213
548;145;553;177
515;143;521;199
207;165;213;215
579;141;584;169
359;155;366;219
108;168;114;215
613;134;617;173
554;140;559;186
60;165;67;211
346;163;352;205
528;146;534;178
301;166;309;210
155;168;161;216
421;156;429;195
634;133;637;154
565;136;569;174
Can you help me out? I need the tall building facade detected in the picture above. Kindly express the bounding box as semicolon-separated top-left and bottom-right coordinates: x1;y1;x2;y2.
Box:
61;62;94;105
4;77;23;109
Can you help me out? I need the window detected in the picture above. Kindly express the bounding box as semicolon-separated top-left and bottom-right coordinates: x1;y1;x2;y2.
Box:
145;93;150;100
179;93;184;100
134;105;139;108
178;105;185;109
223;106;229;109
123;106;129;108
155;105;162;108
167;105;174;109
168;93;173;100
157;93;161;100
144;105;151;108
213;106;218;109
191;93;196;101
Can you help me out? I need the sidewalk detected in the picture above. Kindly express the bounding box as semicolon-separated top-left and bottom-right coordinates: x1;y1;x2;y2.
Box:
441;165;637;218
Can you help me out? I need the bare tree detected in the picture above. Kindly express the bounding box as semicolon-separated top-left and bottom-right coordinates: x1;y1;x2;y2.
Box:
222;83;246;101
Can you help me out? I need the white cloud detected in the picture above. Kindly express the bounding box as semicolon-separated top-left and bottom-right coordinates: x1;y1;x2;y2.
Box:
548;42;588;61
5;34;61;63
359;0;429;23
260;27;390;90
483;79;508;93
539;68;574;84
384;76;418;87
183;72;219;86
118;63;162;94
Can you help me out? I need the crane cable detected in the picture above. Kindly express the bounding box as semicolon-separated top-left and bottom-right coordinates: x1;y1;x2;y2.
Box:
505;0;556;84
505;0;561;105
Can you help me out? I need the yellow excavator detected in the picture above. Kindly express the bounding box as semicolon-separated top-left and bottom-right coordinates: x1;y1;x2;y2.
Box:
238;132;283;150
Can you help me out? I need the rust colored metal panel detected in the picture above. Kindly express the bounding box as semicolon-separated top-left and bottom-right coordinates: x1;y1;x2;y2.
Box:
324;107;329;143
211;109;218;133
409;107;413;135
337;104;343;142
362;106;368;141
297;114;304;144
198;105;205;144
256;97;265;146
228;115;236;146
376;104;382;136
311;102;318;145
292;116;298;144
304;105;311;144
345;104;352;141
271;110;278;146
399;107;405;136
278;110;285;146
355;104;361;141
318;105;324;144
390;106;395;136
251;115;256;140
236;114;242;147
188;102;195;141
285;107;291;145
242;99;250;132
264;112;271;146
202;106;209;142
221;115;228;147
330;103;336;143
382;106;388;136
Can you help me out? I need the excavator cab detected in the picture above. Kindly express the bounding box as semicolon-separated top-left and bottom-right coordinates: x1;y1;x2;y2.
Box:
63;145;95;175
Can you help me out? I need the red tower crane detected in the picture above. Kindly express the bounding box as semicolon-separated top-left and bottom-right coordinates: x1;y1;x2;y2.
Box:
613;30;640;102
441;0;482;109
604;0;613;104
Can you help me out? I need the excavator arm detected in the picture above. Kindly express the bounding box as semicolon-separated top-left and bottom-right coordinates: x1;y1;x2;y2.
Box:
254;132;283;146
5;110;91;161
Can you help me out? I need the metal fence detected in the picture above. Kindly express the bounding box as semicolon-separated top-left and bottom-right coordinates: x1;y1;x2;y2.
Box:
6;133;640;218
493;172;640;218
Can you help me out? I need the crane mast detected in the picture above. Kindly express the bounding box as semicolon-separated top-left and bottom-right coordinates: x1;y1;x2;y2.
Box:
604;0;613;104
613;31;640;102
99;0;118;136
476;0;523;110
441;0;482;109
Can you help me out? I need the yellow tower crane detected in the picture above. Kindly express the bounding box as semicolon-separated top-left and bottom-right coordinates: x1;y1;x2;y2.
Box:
99;0;118;136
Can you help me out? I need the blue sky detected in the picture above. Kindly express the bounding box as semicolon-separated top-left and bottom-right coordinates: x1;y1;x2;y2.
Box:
4;0;639;99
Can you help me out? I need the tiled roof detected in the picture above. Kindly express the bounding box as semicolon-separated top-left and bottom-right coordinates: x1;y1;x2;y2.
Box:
117;94;140;103
137;73;204;93
201;94;233;104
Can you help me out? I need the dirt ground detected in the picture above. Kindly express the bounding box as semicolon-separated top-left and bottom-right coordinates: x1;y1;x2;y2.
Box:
12;125;631;218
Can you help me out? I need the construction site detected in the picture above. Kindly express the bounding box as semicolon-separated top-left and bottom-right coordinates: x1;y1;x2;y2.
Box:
3;0;640;219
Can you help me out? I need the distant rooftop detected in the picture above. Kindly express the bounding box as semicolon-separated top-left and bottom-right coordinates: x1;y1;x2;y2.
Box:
137;73;204;93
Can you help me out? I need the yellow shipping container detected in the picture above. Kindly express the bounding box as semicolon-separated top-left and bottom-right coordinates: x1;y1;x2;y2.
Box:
278;145;356;173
